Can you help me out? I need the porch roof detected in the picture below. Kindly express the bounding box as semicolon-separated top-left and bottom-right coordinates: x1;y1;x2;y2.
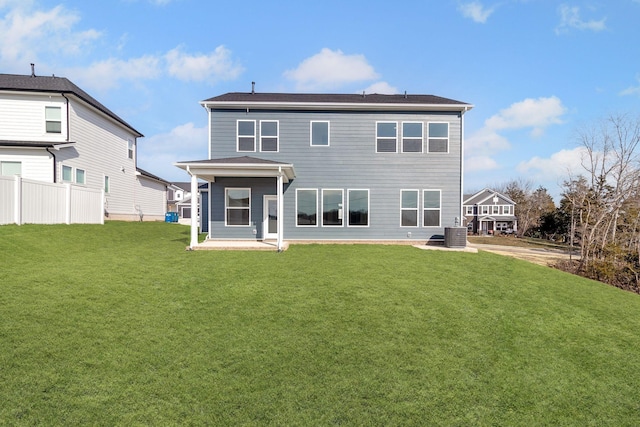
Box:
174;156;296;183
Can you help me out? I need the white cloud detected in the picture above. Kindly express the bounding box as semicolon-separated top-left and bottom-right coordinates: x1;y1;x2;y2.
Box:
165;45;244;83
0;2;101;72
555;5;606;35
466;96;567;169
67;55;162;91
363;81;398;94
620;74;640;96
284;48;380;91
458;2;495;23
516;147;587;181
465;155;499;172
138;122;209;181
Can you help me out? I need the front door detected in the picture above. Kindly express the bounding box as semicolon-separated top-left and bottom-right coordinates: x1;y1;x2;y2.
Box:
263;195;278;240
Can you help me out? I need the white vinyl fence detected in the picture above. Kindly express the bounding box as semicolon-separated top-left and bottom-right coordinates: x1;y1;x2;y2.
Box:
0;176;104;225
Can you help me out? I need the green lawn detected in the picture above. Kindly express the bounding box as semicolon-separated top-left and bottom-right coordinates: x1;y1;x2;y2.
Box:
1;222;639;426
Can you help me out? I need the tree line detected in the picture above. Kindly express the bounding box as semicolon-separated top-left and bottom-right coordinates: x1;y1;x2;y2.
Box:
490;113;640;293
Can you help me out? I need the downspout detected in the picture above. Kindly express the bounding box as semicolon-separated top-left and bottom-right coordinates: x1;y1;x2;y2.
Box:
46;146;57;183
60;93;70;142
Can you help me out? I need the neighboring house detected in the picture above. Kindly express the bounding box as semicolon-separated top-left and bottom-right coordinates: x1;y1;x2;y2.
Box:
176;91;473;249
463;188;517;235
0;69;168;221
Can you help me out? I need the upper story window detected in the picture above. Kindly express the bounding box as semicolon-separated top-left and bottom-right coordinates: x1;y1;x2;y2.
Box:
310;121;330;146
428;122;449;153
465;206;474;215
237;120;256;152
376;122;397;153
1;161;21;176
127;140;134;159
260;121;278;152
502;205;512;215
402;122;423;153
45;106;62;134
480;205;489;215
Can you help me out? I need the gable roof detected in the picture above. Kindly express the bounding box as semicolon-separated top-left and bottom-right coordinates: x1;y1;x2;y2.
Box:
464;188;516;206
136;168;170;185
202;92;473;112
0;73;142;137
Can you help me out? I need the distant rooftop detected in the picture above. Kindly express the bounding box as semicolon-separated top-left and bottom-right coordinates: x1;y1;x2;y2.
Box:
0;72;142;137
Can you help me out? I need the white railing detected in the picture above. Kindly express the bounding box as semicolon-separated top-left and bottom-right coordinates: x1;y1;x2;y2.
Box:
0;176;104;225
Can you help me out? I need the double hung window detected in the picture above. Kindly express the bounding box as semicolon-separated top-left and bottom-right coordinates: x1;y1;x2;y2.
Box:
376;122;397;153
45;106;62;134
402;122;423;153
428;122;449;153
423;190;441;227
225;188;251;226
237;120;256;152
401;190;419;227
260;121;278;152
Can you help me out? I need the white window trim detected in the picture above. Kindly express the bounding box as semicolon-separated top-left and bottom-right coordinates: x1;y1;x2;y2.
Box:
295;188;318;227
75;168;86;185
127;139;134;160
423;189;441;228
401;121;424;153
310;121;330;147
347;189;370;228
225;187;251;227
259;120;279;152
492;205;500;215
465;206;474;215
400;189;419;227
427;122;449;154
62;165;73;182
236;120;256;152
45;105;62;135
480;205;489;215
321;188;344;227
376;121;398;153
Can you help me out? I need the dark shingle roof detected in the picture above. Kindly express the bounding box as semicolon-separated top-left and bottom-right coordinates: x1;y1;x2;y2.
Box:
0;73;142;137
176;156;291;165
203;92;472;110
206;92;466;104
136;168;170;185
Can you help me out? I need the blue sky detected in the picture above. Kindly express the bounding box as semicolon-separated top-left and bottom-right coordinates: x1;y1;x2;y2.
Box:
1;0;639;202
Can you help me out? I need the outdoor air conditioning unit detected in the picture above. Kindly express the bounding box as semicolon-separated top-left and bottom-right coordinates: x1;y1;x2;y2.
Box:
444;227;467;248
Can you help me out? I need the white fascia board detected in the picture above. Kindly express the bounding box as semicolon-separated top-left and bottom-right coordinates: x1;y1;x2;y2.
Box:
174;162;296;183
201;100;474;113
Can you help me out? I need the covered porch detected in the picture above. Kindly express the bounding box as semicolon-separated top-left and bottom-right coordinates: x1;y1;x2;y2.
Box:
174;156;296;251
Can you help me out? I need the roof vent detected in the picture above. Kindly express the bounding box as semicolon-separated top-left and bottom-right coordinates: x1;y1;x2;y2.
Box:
251;81;255;94
404;91;407;99
362;91;366;98
30;63;36;77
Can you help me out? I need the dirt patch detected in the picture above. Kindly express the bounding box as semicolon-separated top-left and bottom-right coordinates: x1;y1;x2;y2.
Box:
469;244;579;267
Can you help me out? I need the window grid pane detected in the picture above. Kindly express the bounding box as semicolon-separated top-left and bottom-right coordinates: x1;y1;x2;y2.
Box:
76;169;85;184
62;165;72;182
226;188;250;226
401;190;418;227
1;161;21;176
237;121;256;152
261;121;278;152
376;122;397;153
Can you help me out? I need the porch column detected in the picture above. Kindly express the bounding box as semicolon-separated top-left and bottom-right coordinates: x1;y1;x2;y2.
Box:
189;171;198;249
277;171;283;251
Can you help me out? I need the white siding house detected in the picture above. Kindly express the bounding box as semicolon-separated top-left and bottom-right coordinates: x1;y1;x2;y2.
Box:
0;70;169;222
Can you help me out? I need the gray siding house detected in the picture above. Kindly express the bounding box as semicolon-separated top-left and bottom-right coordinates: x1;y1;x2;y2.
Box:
176;92;473;249
463;188;517;235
